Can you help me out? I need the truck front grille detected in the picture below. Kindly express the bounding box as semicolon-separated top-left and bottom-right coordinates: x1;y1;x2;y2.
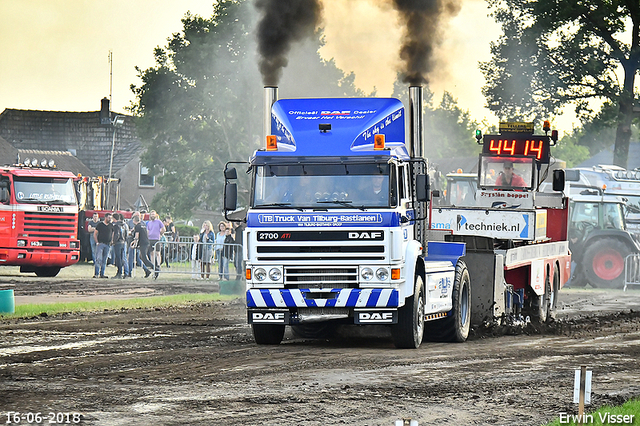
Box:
284;267;358;289
256;245;385;262
23;212;77;238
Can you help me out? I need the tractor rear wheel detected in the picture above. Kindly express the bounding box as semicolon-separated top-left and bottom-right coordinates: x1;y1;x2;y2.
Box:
582;238;631;289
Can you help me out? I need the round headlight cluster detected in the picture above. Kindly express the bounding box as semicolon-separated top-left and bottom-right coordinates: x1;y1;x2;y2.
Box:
361;267;389;281
361;267;374;281
269;268;281;281
376;268;389;281
253;267;282;282
254;268;267;281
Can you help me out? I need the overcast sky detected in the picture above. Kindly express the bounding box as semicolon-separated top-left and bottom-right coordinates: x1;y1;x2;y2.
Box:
1;0;575;130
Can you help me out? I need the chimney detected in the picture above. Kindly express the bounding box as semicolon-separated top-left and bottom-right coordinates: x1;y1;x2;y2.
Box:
408;86;423;158
264;86;278;141
100;98;111;125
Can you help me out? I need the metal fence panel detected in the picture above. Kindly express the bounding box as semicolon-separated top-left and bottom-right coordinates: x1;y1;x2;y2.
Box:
129;241;244;280
624;253;640;291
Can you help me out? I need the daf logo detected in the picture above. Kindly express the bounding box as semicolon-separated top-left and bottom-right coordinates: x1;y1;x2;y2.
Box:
359;312;393;321
252;312;285;322
348;232;382;239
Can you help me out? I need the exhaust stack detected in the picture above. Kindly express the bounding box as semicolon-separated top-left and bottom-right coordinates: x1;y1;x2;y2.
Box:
264;86;278;142
408;86;424;159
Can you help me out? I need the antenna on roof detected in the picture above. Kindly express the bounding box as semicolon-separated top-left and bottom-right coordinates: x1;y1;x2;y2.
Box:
108;50;113;110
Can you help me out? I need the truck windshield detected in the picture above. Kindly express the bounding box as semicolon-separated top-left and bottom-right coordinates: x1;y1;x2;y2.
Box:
253;163;391;209
13;177;77;205
479;156;534;190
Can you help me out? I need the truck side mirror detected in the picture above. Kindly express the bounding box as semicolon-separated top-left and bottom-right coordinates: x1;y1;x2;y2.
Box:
0;182;9;203
225;167;238;180
224;183;237;211
416;174;430;202
552;169;565;191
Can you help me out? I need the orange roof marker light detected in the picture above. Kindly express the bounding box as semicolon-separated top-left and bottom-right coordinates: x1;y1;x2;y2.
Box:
374;134;385;150
266;135;278;151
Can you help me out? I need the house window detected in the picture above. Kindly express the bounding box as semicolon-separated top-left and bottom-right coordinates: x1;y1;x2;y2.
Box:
139;162;155;187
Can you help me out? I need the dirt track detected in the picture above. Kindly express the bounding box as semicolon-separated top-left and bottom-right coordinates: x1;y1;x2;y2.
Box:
1;274;640;426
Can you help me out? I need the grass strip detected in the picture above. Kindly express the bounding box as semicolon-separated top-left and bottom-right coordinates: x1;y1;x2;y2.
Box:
1;293;236;319
545;398;640;425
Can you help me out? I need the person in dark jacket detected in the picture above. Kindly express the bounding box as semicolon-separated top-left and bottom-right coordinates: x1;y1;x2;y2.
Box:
131;214;155;278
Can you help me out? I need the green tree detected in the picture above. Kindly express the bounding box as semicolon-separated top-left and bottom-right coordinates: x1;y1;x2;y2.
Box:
130;0;362;219
481;0;640;168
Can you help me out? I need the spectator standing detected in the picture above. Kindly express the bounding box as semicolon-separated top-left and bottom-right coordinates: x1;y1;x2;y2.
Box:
221;225;235;280
93;213;113;278
199;220;215;279
146;210;165;278
131;214;154;278
163;216;175;241
214;221;227;279
162;215;175;268
87;212;100;265
111;213;128;279
125;212;139;278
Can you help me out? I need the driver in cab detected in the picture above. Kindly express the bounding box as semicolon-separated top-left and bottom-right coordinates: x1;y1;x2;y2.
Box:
496;161;526;188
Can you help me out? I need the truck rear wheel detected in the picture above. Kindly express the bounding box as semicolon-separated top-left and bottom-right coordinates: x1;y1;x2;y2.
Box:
547;267;560;322
582;238;631;289
424;259;471;342
392;275;425;349
528;274;550;324
34;267;61;277
252;324;285;345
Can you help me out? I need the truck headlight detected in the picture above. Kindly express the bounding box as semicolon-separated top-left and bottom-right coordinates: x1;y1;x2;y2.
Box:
254;268;267;281
269;268;282;281
361;267;373;281
17;240;26;247
376;268;389;281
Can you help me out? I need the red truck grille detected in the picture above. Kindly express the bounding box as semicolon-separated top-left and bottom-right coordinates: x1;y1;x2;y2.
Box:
23;212;77;238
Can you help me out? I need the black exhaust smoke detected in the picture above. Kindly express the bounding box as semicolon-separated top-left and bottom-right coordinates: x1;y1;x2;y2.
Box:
255;0;323;86
392;0;461;85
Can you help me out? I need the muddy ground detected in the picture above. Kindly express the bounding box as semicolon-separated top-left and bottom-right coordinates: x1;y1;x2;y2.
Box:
1;270;640;426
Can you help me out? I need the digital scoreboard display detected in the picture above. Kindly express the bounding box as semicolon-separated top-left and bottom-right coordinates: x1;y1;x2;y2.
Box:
482;135;551;163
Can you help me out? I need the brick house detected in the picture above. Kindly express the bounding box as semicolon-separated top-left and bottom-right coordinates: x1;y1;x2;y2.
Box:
0;99;160;211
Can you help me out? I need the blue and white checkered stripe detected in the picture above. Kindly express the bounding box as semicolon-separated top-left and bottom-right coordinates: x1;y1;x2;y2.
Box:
247;288;399;308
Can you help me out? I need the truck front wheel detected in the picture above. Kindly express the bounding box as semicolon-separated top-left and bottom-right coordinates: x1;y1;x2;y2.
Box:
424;259;471;342
34;267;61;277
392;275;425;349
252;324;285;345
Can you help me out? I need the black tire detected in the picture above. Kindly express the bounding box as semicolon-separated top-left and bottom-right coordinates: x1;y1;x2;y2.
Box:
528;273;550;324
34;267;61;277
252;324;285;345
392;274;425;349
547;267;560;322
582;238;632;289
424;259;471;342
291;323;336;339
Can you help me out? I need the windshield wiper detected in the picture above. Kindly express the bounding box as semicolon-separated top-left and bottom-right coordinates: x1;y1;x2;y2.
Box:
317;200;366;211
253;202;304;212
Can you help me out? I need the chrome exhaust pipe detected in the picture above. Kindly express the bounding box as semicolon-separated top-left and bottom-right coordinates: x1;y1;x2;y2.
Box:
264;86;278;142
408;86;423;159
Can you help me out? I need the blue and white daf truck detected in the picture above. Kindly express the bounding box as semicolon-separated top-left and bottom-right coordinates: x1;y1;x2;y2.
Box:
223;87;569;348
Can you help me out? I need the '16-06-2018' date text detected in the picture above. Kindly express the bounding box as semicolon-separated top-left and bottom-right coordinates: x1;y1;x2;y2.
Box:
4;412;82;424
